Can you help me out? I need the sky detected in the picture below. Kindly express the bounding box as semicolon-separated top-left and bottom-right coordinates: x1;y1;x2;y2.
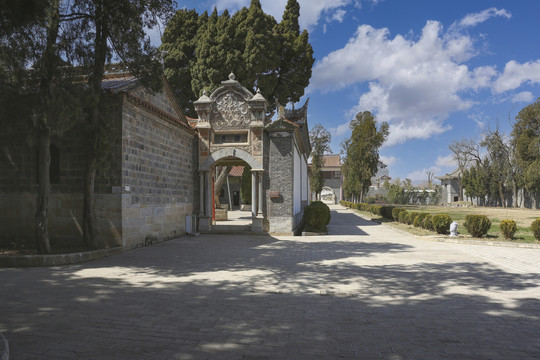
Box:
151;0;540;182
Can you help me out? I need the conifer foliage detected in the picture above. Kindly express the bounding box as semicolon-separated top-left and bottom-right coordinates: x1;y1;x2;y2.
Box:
161;0;314;117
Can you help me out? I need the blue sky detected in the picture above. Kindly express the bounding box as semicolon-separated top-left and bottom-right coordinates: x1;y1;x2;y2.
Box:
154;0;540;182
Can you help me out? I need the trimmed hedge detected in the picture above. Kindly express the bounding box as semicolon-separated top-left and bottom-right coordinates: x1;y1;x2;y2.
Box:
431;214;452;234
423;214;433;231
303;201;331;232
406;212;419;225
413;213;429;228
398;210;409;224
464;215;491;238
532;218;540;241
499;219;517;240
392;208;405;221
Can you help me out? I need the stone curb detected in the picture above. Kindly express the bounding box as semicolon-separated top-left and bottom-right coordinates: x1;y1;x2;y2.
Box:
0;247;123;268
0;332;8;360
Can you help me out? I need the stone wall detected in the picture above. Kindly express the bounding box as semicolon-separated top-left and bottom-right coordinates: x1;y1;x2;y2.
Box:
0;99;123;248
266;131;294;234
120;97;194;247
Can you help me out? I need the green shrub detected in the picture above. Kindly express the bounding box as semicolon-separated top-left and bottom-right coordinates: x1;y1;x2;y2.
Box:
499;219;517;240
464;215;491;238
392;208;405;221
431;214;452;234
406;212;419;225
423;214;433;230
303;201;331;232
380;206;395;219
413;213;429;228
370;204;382;215
532;218;540;241
398;211;409;224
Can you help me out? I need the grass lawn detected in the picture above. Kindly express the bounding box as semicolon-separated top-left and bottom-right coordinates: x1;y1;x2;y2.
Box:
354;204;540;244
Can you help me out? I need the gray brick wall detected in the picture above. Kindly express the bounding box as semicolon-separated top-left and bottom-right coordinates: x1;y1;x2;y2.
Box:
266;131;294;233
120;97;194;247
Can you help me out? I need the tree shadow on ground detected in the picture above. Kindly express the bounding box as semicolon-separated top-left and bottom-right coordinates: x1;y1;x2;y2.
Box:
1;233;540;359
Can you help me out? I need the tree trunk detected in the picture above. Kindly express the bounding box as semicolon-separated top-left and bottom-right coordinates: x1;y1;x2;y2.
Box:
35;130;51;254
512;179;518;208
213;166;232;208
498;181;506;208
83;1;107;248
83;128;98;248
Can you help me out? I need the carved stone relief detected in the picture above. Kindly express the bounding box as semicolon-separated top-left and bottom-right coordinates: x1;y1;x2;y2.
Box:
212;92;253;129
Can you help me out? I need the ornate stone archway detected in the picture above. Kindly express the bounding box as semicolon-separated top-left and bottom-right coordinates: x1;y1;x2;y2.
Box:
193;73;268;232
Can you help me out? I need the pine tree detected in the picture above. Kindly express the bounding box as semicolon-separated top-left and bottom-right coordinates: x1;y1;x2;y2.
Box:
274;0;314;105
162;0;314;111
161;9;200;117
309;124;331;200
342;111;389;203
512;99;540;207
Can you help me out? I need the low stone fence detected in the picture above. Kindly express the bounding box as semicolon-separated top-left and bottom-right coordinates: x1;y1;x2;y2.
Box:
0;332;8;360
0;247;122;267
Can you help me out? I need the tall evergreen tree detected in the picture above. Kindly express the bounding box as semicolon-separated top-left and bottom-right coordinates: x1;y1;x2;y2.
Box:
67;0;174;248
512;99;540;208
342;111;389;203
309;124;331;200
161;9;200;117
162;0;313;111
1;0;85;253
274;0;314;105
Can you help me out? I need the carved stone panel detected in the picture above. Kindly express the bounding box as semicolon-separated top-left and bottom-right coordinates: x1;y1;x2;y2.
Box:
252;130;262;156
212;91;254;130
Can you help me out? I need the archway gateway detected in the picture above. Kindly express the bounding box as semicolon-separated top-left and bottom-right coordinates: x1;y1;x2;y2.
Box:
193;73;311;234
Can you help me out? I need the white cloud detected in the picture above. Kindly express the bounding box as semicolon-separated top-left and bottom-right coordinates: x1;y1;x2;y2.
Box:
458;8;511;28
406;167;441;181
435;154;456;168
328;9;346;23
468;113;487;129
494;60;540;93
212;0;352;30
512;91;534;103
330;121;351;137
310;14;518;146
379;155;396;167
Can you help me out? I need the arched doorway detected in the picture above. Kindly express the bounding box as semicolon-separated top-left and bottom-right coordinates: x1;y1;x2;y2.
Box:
192;73;312;235
194;74;267;233
321;186;336;204
198;148;264;232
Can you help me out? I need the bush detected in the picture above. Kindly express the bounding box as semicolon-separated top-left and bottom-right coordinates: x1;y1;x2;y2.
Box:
398;211;409;224
499;219;517;240
464;215;491;238
423;214;433;230
380;206;395;220
431;214;452;234
413;213;429;228
303;201;331;232
370;204;382;215
406;212;419;225
392;208;405;221
532;218;540;241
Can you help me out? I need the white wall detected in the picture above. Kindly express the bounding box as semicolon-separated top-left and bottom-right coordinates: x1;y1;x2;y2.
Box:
293;144;301;215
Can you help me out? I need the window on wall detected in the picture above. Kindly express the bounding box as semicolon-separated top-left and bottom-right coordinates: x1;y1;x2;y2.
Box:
334;171;341;179
214;132;248;144
36;144;60;184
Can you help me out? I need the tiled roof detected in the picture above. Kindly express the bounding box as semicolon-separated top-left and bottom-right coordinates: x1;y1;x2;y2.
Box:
229;166;244;177
322;154;341;167
101;75;139;92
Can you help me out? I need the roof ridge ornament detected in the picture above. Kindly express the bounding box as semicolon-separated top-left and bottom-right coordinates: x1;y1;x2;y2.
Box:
229;72;236;81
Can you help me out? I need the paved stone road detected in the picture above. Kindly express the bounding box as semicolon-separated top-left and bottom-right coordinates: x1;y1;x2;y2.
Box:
1;205;539;359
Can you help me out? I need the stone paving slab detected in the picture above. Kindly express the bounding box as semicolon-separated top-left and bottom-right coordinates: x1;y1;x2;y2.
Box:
1;205;539;359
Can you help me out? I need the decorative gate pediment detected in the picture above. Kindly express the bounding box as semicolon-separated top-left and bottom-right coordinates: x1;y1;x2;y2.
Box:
193;73;268;169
